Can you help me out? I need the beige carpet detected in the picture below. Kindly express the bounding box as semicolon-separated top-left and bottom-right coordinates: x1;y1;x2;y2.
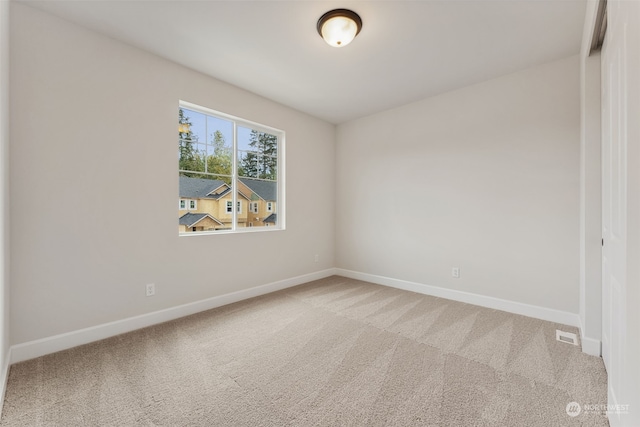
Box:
1;276;608;426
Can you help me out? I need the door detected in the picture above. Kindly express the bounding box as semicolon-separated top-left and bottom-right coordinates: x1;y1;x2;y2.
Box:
601;0;627;417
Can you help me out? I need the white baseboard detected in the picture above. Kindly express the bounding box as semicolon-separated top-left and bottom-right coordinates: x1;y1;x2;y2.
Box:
579;335;601;356
9;267;587;364
0;347;11;416
335;269;581;327
10;268;337;364
578;317;601;357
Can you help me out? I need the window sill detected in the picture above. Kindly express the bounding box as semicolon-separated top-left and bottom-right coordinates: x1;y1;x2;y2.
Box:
179;226;284;237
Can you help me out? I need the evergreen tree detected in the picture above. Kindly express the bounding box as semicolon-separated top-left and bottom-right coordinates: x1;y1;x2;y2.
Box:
178;109;200;174
241;130;277;180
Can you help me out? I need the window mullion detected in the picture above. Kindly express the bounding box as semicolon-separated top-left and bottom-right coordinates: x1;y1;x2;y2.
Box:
232;121;237;231
204;113;208;175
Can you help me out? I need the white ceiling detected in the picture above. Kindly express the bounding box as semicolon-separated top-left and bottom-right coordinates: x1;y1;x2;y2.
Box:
20;0;587;124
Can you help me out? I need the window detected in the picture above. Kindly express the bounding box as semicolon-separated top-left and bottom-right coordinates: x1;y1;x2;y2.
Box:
180;199;198;211
178;101;284;234
180;199;197;210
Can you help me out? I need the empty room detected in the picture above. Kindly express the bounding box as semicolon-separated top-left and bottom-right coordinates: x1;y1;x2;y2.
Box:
0;0;638;425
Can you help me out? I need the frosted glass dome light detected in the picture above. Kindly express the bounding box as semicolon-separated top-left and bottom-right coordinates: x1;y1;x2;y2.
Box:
317;9;362;48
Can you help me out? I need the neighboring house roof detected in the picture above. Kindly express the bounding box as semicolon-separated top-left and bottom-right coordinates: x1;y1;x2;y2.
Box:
179;176;227;199
180;176;252;200
264;213;277;224
179;212;223;227
210;187;232;199
239;177;277;201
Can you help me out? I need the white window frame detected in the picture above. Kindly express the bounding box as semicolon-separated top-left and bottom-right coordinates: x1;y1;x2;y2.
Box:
179;200;186;210
179;101;285;236
267;202;273;212
226;200;233;214
189;200;197;210
250;202;258;214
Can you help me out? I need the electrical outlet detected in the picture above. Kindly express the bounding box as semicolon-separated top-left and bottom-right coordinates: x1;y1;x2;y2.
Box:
452;267;460;278
146;283;155;297
314;254;319;263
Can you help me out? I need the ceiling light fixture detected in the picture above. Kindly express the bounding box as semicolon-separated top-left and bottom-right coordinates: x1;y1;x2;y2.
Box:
317;9;362;48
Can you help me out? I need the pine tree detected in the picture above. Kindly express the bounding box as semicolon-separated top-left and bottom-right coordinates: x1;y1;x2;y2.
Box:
178;109;199;174
241;130;277;180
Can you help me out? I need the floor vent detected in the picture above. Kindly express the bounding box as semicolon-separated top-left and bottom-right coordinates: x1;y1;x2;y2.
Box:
556;330;578;345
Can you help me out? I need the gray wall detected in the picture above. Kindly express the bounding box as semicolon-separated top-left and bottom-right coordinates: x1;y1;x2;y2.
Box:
336;56;581;313
9;4;335;344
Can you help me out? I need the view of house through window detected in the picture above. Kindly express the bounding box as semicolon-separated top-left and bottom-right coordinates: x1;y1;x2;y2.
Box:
178;102;283;234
